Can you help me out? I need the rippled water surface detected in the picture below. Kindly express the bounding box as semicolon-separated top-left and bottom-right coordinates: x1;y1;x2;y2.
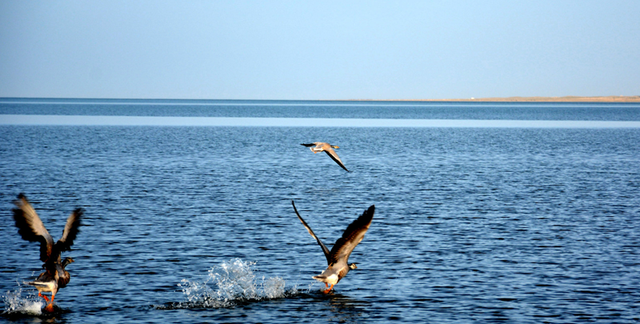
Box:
1;101;639;323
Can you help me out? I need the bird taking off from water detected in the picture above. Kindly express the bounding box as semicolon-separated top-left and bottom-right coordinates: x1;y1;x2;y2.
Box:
291;200;374;293
301;142;350;172
11;193;83;312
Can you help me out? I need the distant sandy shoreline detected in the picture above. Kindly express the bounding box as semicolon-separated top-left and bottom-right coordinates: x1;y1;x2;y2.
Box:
361;96;640;103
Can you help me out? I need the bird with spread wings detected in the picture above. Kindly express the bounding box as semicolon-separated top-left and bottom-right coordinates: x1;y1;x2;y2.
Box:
12;193;83;312
301;142;351;172
292;200;374;293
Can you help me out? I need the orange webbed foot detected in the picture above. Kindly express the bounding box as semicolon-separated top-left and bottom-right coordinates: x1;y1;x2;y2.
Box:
322;284;334;294
44;303;55;313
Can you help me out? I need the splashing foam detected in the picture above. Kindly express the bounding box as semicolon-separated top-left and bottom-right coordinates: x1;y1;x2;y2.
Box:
2;285;44;315
174;259;293;309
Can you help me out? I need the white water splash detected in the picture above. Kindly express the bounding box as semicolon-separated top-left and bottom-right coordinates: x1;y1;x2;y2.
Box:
2;285;44;315
174;259;290;308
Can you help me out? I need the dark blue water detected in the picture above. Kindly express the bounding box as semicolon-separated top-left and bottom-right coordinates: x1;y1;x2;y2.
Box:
1;101;639;323
2;97;640;120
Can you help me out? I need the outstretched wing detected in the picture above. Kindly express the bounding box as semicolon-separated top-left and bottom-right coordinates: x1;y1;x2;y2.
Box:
12;193;54;263
301;143;316;147
328;205;375;266
324;149;350;172
291;200;331;263
53;208;83;254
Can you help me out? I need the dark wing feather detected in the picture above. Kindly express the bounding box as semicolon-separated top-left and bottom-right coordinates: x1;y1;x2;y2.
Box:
12;193;54;263
53;208;83;254
301;143;316;147
324;149;350;172
328;205;375;265
291;200;331;263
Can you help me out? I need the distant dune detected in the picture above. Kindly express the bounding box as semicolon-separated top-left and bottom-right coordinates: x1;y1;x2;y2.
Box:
386;96;640;103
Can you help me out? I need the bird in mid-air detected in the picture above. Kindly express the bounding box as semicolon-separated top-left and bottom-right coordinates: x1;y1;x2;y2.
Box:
301;142;350;172
291;200;374;293
11;193;83;312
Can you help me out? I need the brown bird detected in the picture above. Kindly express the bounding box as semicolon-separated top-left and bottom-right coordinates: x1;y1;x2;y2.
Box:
12;193;83;312
301;142;350;172
291;200;374;293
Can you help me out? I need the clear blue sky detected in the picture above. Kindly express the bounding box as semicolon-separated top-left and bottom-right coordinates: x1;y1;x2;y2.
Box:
1;1;638;100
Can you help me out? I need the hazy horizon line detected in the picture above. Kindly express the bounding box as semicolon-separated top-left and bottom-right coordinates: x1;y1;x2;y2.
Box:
1;95;639;103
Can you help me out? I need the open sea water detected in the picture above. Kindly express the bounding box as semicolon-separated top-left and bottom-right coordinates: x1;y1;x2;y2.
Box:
1;99;639;323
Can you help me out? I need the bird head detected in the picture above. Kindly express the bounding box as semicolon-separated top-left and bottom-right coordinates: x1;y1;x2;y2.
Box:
349;263;358;270
62;257;75;268
331;145;339;149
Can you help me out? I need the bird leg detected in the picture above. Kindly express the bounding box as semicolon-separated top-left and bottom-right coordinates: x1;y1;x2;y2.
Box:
38;291;49;302
323;283;334;294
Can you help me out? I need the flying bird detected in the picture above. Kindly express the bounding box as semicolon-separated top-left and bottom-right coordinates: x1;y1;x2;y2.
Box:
12;193;83;312
291;200;374;293
301;142;350;172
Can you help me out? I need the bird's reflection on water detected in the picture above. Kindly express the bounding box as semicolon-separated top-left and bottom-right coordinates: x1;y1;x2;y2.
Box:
328;294;369;323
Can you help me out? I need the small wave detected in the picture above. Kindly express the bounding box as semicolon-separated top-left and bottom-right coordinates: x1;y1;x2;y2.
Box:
2;285;44;316
159;258;301;309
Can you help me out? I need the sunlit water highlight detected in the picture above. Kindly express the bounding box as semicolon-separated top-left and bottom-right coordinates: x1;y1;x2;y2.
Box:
2;114;640;128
